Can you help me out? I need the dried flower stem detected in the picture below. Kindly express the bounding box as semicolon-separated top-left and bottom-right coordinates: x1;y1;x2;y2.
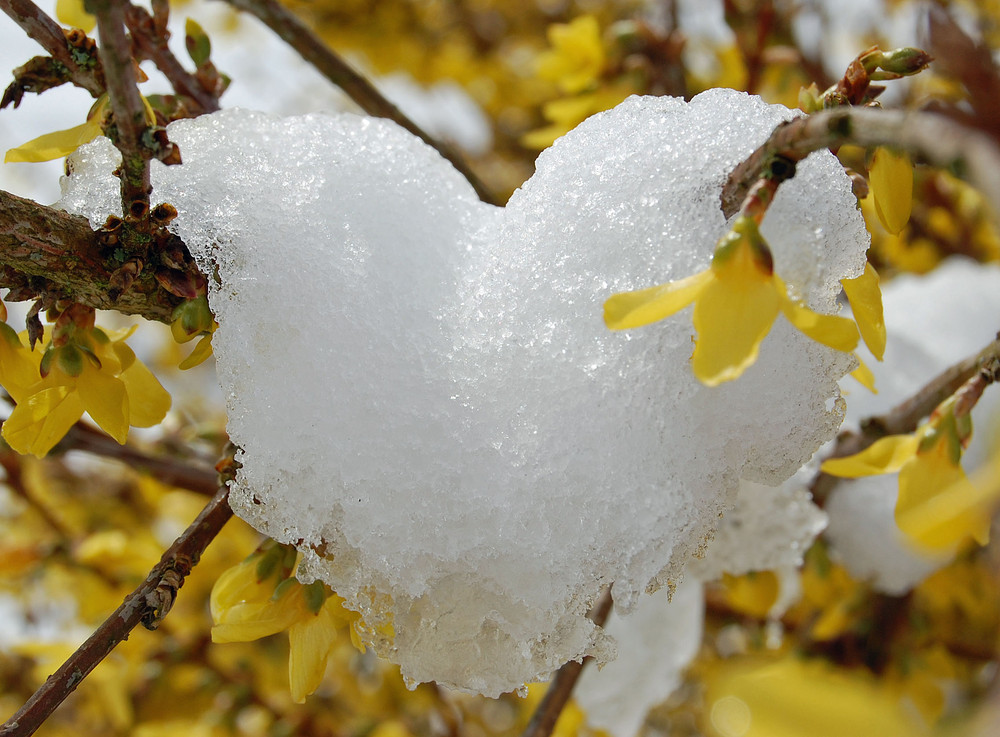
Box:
221;0;500;206
0;484;233;737
519;587;614;737
722;107;1000;219
0;0;104;97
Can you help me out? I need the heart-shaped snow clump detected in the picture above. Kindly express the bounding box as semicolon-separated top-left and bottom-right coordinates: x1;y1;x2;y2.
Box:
59;89;867;696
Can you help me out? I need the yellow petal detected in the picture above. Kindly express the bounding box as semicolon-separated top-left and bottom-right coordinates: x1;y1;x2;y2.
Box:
896;439;991;549
211;600;302;643
841;262;886;360
604;269;712;330
76;361;129;444
5;119;102;163
776;280;859;353
2;383;85;457
691;257;780;386
869;148;913;235
849;354;877;393
0;324;40;404
55;0;96;32
820;434;920;477
210;559;270;622
287;603;339;703
118;353;172;427
178;333;214;370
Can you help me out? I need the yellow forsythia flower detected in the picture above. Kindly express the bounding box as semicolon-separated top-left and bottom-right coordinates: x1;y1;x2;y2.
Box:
56;0;95;32
0;324;171;457
536;15;605;95
5;95;108;163
211;546;366;703
869;147;913;235
604;215;859;386
821;397;994;551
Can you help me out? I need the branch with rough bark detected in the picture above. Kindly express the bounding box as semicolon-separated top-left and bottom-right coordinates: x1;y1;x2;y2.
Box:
89;0;155;213
0;0;104;100
0;190;183;323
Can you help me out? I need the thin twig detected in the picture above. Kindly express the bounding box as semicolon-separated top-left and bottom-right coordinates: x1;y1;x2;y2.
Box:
813;335;1000;501
519;587;614;737
221;0;501;206
0;484;233;737
123;2;220;115
721;107;1000;218
89;0;152;216
59;420;220;495
0;0;104;97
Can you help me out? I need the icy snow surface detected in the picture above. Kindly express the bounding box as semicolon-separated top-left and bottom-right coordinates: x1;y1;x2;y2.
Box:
59;89;867;695
689;477;828;582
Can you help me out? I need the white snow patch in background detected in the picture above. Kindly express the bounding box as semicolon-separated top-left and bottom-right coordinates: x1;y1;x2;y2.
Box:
575;580;704;737
826;258;1000;593
58;89;867;696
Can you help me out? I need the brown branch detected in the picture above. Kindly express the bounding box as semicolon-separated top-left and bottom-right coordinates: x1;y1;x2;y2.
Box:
0;190;183;322
813;335;1000;502
0;484;233;737
57;420;220;495
88;0;152;215
721;107;1000;219
220;0;501;206
0;0;104;97
519;588;614;737
123;2;220;115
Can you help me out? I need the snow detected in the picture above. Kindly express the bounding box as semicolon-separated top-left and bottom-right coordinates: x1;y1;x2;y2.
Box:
59;88;867;696
575;580;704;737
